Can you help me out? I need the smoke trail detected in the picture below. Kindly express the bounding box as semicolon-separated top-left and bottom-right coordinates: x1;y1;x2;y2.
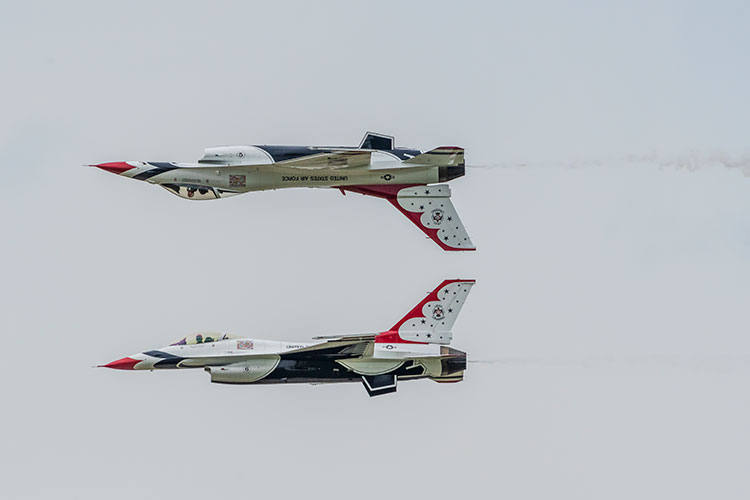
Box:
468;150;750;176
655;151;750;176
468;355;750;372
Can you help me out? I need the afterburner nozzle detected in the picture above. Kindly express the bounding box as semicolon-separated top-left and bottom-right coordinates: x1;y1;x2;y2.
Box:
438;164;465;182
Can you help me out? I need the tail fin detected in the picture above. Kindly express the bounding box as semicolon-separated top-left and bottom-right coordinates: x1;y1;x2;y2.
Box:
340;184;475;250
375;279;475;345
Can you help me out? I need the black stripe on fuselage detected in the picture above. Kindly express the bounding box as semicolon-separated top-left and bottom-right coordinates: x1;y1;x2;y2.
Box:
133;162;179;181
257;358;427;384
253;145;422;162
145;350;185;368
280;343;369;360
144;350;178;358
153;357;184;368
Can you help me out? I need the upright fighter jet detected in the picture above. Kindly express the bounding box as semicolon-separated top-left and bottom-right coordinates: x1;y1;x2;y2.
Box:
92;132;474;251
100;279;474;396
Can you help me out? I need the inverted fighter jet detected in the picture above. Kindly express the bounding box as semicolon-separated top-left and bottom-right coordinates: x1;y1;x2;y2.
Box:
100;279;474;396
92;132;474;251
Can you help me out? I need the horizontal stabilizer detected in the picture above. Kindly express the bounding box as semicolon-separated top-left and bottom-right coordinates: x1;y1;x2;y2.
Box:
431;373;465;383
362;373;397;397
404;146;464;167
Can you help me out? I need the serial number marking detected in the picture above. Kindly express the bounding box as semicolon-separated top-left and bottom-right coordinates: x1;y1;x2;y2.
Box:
281;175;348;182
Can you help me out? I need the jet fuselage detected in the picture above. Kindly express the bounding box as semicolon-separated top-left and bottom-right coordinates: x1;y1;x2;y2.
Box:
93;133;474;251
101;279;474;396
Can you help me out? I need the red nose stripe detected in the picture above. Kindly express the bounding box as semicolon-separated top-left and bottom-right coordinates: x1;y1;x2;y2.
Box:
100;357;140;370
94;162;135;175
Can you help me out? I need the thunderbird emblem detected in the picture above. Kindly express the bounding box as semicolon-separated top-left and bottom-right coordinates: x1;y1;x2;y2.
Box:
431;209;444;225
432;304;445;320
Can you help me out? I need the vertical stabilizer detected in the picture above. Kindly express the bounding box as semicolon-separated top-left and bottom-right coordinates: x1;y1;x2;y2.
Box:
375;279;475;345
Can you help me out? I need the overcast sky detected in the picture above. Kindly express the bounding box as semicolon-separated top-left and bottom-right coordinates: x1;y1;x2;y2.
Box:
2;1;749;499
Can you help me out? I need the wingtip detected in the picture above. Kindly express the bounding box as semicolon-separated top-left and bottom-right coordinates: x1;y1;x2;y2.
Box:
443;278;476;285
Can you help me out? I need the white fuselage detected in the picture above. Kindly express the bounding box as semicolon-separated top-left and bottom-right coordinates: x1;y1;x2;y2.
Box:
129;338;312;370
122;160;438;194
126;335;445;371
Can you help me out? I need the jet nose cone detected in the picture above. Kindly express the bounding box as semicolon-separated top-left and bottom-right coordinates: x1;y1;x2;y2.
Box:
100;356;141;370
92;162;134;175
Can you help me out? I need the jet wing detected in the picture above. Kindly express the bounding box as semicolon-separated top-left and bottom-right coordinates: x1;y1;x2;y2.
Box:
281;337;374;359
277;151;371;170
169;337;373;369
311;334;377;342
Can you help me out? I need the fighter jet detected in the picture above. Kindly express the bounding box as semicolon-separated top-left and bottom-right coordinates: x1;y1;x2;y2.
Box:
100;279;474;396
92;132;474;251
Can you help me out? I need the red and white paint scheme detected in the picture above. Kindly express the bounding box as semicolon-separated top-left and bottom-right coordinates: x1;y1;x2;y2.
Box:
92;132;475;251
101;279;475;396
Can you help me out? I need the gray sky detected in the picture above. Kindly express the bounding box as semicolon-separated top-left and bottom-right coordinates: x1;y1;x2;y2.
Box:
2;1;749;498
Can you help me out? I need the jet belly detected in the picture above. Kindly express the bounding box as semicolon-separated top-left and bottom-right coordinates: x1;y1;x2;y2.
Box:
146;164;439;193
144;165;238;190
251;164;439;191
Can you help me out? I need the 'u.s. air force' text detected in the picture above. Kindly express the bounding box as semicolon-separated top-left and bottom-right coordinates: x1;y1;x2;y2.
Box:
281;175;349;182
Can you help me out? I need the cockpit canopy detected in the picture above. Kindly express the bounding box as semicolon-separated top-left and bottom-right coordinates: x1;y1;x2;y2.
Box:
170;332;236;346
198;146;271;166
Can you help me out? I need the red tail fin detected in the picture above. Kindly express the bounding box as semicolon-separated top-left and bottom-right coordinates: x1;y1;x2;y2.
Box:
375;279;475;345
